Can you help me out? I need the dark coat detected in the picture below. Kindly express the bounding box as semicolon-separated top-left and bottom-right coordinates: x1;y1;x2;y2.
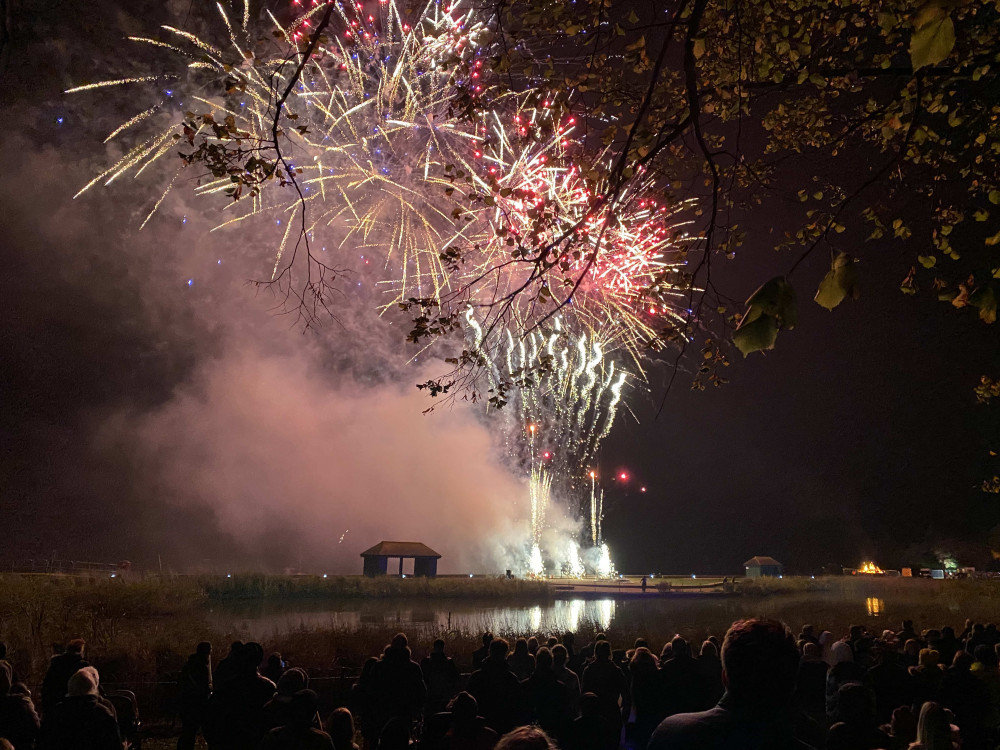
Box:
178;653;213;712
371;646;426;726
202;672;276;750
0;691;40;750
260;725;336;750
421;653;460;709
466;657;521;735
41;653;88;714
38;695;121;750
648;694;816;750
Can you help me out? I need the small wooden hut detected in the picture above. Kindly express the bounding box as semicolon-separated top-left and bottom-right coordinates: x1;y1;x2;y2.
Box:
361;541;441;577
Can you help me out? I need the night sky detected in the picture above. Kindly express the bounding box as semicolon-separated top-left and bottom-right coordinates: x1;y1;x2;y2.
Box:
2;0;997;575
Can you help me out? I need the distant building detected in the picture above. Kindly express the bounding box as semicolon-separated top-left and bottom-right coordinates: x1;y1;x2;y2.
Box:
361;541;441;577
744;556;783;578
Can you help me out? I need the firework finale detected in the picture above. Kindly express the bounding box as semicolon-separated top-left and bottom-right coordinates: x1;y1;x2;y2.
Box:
67;0;700;575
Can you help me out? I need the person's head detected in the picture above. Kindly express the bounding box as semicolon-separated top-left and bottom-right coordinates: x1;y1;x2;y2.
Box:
941;626;956;639
267;652;282;665
448;691;478;724
594;641;611;660
834;683;875;726
527;637;539;655
914;702;953;749
802;642;821;661
659;643;673;663
972;622;985;634
513;638;528;656
720;619;799;708
66;639;86;657
670;636;691;659
904;639;921;656
579;692;600;718
481;632;494;647
0;739;13;750
246;642;265;667
432;639;445;654
974;643;998;669
67;666;100;697
830;641;854;665
377;717;411;750
595;633;607;643
326;707;355;748
494;725;558;750
535;647;553;671
562;632;575;648
196;641;212;658
488;638;509;660
902;619;913;632
289;689;319;729
849;625;864;641
918;648;940;669
800;624;814;637
277;667;309;698
700;640;719;659
951;651;974;671
391;633;408;650
551;644;568;668
889;705;917;741
545;637;557;649
633;638;648;650
629;646;656;675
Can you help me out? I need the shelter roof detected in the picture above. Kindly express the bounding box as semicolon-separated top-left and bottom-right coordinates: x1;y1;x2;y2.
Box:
744;555;783;567
360;541;441;558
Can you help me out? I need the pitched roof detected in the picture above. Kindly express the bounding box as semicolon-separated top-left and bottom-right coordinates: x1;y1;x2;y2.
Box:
360;541;441;558
744;556;782;567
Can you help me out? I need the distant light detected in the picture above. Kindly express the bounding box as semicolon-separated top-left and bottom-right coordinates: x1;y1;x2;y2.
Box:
110;573;116;578
589;471;596;479
691;574;696;579
469;574;473;578
322;574;328;579
226;573;232;578
619;471;628;480
56;117;64;125
186;279;194;287
401;574;406;579
217;259;222;264
811;575;815;579
779;575;784;579
640;486;647;493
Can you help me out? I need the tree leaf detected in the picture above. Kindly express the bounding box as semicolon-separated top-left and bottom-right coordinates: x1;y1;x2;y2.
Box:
732;313;779;356
909;6;955;70
745;276;797;329
970;286;997;324
814;252;859;310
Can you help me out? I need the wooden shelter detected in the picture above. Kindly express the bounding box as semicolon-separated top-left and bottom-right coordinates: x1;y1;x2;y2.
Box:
361;541;441;577
744;555;783;578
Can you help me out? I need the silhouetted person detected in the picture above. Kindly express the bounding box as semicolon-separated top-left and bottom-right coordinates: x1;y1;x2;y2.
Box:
909;649;944;708
970;644;1000;733
473;634;494;671
371;633;426;731
696;641;725;708
260;689;335;750
263;652;286;684
326;707;360;750
263;668;317;731
909;701;958;750
794;642;827;721
422;639;460;715
38;667;120;750
897;621;918;647
648;618;815;750
202;642;276;750
563;692;618;750
508;639;535;681
494;725;557;750
442;692;499;750
659;636;705;716
213;641;244;687
466;638;521;735
936;628;961;669
827;641;863;719
377;716;412;750
581;640;625;740
551;645;581;723
562;633;581;676
0;644;19;688
939;651;988;750
625;647;661;750
41;640;87;717
521;647;564;735
177;641;213;750
640;576;647;593
826;683;891;750
0;662;38;750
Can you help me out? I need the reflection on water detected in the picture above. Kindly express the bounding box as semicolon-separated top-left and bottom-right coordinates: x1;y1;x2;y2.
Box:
866;597;884;617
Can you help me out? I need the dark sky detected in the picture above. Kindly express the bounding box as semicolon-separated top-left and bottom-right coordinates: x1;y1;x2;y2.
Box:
1;0;997;575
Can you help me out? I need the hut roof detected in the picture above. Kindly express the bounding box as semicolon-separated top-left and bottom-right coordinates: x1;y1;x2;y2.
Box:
360;541;441;559
744;556;782;567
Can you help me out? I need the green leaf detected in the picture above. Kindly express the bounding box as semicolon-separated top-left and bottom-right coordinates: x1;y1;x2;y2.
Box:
918;255;937;269
970;286;997;324
909;5;955;70
814;252;860;310
693;38;706;59
732;313;779;356
745;276;797;329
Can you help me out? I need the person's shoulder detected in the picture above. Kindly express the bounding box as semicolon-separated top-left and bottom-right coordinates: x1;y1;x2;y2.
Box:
648;708;725;750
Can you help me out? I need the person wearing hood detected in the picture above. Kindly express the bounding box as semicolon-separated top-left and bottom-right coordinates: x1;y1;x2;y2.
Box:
177;641;213;750
202;642;276;750
0;661;38;750
372;634;426;732
467;639;521;735
260;689;335;750
826;641;863;719
440;692;499;750
38;667;121;750
818;631;836;666
263;668;320;731
41;640;88;717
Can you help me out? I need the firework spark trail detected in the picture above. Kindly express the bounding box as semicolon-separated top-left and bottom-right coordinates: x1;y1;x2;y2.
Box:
69;0;703;575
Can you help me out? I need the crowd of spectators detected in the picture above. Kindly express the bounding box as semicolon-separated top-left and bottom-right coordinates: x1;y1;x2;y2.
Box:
1;615;997;749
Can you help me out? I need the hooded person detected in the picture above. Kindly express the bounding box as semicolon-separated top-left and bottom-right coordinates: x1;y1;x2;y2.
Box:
826;641;862;718
40;640;88;717
371;634;426;731
0;661;39;750
260;689;335;750
263;668;320;731
38;667;121;750
443;692;499;750
202;642;276;750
